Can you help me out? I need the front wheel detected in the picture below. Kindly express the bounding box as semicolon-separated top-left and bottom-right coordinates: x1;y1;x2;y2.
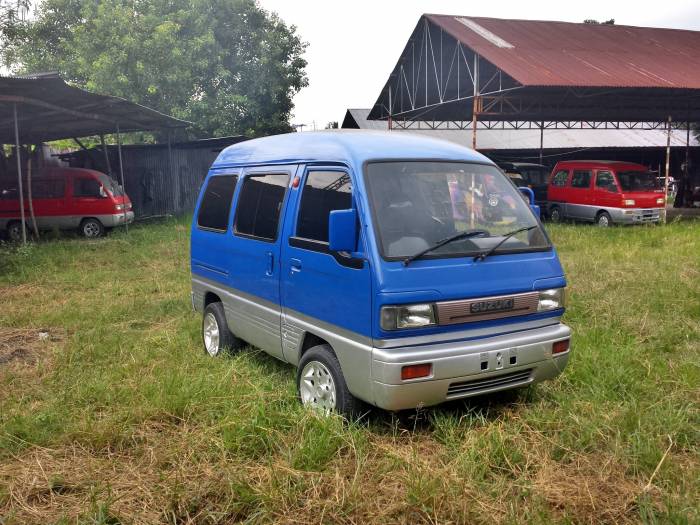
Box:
596;211;612;227
6;221;25;242
79;218;104;238
297;344;364;418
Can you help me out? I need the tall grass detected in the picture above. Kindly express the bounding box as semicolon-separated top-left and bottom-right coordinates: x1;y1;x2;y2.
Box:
0;218;698;524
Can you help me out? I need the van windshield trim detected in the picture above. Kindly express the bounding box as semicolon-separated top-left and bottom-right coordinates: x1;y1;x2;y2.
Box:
362;159;552;262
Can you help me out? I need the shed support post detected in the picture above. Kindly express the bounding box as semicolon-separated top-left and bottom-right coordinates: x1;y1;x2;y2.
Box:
664;115;671;222
684;121;690;208
539;121;544;164
13;104;26;244
472;97;479;150
167;129;177;214
116;123;128;233
100;134;112;176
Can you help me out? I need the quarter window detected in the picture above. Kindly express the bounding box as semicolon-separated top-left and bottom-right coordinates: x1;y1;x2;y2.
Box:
31;179;65;199
197;175;238;232
571;170;592;189
551;170;569;186
296;171;352;243
234;173;289;241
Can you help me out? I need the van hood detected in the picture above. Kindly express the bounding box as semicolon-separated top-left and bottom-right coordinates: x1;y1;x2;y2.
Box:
374;249;565;303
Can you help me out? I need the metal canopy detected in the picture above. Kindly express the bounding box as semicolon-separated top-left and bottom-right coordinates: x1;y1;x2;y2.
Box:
369;15;700;124
0;73;189;144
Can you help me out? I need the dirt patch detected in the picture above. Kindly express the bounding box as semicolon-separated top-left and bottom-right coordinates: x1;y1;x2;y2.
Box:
0;328;64;367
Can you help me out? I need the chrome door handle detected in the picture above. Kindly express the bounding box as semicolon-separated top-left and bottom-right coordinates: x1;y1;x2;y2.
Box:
266;252;274;276
290;258;302;273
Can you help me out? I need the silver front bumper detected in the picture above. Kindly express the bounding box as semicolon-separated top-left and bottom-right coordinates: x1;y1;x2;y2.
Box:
609;207;663;224
100;211;135;227
370;323;571;410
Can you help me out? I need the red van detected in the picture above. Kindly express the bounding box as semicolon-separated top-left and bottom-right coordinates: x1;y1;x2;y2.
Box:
546;161;665;226
0;167;133;240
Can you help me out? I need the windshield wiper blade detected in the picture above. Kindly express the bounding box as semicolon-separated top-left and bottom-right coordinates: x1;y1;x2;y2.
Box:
473;226;537;262
403;230;488;266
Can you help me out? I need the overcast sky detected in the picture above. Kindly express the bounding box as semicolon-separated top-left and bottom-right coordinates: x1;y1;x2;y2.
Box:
257;0;700;129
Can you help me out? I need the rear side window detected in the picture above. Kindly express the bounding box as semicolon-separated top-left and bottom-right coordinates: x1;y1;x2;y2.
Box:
234;173;289;241
31;179;65;199
74;177;102;198
551;170;569;187
296;171;352;242
197;175;238;232
571;170;592;189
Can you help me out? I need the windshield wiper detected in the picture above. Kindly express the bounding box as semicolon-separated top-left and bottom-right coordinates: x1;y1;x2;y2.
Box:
473;226;537;262
403;230;489;266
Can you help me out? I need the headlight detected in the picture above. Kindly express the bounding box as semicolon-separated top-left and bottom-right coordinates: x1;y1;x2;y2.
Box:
115;204;125;211
537;288;566;312
381;303;436;330
656;197;665;205
623;199;635;206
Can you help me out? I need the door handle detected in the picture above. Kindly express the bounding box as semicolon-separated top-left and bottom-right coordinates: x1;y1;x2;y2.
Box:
290;258;302;273
266;252;274;276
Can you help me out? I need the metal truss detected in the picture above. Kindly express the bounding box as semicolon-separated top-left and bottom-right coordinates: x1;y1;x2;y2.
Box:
391;120;688;131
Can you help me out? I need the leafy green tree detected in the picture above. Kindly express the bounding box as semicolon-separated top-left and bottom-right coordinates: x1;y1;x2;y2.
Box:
5;0;308;138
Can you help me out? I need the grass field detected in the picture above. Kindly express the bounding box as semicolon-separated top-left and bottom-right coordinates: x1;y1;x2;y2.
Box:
0;218;698;524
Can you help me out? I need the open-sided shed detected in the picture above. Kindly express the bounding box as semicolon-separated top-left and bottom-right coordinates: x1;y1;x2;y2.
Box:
0;72;188;242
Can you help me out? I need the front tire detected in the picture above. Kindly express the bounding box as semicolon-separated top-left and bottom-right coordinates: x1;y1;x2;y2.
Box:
297;344;363;418
202;302;240;356
80;218;104;238
596;211;612;227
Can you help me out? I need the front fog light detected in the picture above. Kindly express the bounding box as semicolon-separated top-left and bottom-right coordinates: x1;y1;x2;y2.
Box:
381;303;436;330
537;288;566;312
623;199;636;206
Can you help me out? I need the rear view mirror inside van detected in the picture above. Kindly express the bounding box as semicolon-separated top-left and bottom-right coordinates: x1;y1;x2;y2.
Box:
328;209;357;253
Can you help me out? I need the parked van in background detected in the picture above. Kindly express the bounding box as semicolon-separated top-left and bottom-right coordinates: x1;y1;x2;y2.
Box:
191;131;570;416
0;167;133;240
546;160;666;226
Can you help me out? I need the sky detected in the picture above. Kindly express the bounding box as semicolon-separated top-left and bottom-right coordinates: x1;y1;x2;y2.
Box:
257;0;700;129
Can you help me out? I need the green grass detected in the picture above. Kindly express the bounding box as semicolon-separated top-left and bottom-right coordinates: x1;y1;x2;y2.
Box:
0;218;698;524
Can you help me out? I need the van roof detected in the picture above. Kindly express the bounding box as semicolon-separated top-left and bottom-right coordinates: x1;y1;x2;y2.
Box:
554;160;648;170
212;130;491;168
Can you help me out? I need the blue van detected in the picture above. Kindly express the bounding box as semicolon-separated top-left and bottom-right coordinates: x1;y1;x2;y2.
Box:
191;131;570;416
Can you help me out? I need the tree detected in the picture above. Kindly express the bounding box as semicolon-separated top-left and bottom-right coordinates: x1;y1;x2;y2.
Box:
583;18;615;25
325;121;338;129
0;1;29;62
4;0;308;138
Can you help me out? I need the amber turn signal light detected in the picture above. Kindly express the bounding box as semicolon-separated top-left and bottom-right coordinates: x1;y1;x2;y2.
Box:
401;363;432;380
552;339;570;355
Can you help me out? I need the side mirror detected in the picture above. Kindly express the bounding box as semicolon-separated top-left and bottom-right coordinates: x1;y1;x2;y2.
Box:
99;186;108;198
328;209;357;253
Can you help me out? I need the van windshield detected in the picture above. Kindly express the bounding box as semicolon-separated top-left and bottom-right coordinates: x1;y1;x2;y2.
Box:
616;170;659;192
97;173;124;197
365;161;550;260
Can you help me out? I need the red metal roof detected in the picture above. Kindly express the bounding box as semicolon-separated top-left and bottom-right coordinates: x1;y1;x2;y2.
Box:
426;14;700;89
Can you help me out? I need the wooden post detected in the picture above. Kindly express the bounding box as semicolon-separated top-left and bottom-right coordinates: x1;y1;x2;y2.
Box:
27;151;39;238
13;104;26;244
664;115;672;221
116;123;128;233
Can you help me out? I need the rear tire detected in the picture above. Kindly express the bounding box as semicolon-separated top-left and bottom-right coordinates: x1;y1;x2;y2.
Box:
202;302;241;356
596;211;612;227
549;206;562;223
79;218;104;238
297;344;364;419
6;221;25;242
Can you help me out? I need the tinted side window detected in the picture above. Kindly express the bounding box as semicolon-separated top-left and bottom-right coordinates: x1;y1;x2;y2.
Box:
296;171;352;242
571;170;592;189
197;175;238;232
551;170;569;187
595;170;616;189
234;174;289;241
32;179;66;199
74;178;102;198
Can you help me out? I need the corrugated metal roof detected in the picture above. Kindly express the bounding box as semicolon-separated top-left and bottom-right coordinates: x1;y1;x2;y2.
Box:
426;14;700;88
344;109;699;150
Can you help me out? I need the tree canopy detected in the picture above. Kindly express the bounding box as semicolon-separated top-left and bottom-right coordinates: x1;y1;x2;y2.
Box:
3;0;308;138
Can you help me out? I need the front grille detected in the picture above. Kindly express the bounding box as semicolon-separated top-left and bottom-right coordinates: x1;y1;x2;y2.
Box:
447;369;533;397
435;292;539;325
